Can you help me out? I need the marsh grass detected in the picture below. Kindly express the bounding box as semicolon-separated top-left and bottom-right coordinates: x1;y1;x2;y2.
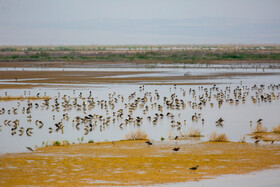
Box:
272;124;280;134
209;132;229;142
0;96;51;101
125;129;148;140
252;124;268;133
239;136;246;143
179;127;203;138
77;136;85;143
52;140;70;146
187;128;203;137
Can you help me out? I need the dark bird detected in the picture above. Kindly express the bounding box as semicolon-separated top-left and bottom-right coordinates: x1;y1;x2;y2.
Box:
174;136;179;140
217;117;224;123
26;128;33;136
189;165;199;173
173;147;180;153
257;118;263;123
271;140;275;144
26;146;34;152
145;141;153;146
215;117;224;124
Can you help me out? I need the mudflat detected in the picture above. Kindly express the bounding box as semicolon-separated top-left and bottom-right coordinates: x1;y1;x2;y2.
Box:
0;69;279;89
0;140;280;186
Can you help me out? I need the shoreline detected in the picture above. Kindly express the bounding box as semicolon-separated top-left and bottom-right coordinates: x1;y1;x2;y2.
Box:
1;60;280;68
0;140;280;186
0;68;279;89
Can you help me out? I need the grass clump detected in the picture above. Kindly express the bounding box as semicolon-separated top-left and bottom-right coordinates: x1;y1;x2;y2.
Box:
125;129;148;140
52;140;70;146
77;136;84;143
88;140;94;143
239;136;246;143
209;132;229;142
187;128;203;137
179;127;203;138
161;137;165;141
272;124;280;134
53;141;61;146
252;124;268;133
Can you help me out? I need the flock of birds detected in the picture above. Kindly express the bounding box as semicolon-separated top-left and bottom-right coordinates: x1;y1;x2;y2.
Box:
0;83;280;145
1;83;280;174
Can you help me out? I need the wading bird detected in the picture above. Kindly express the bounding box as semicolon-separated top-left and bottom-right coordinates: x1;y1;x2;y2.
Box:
189;165;199;173
145;141;153;146
26;146;34;152
172;147;180;153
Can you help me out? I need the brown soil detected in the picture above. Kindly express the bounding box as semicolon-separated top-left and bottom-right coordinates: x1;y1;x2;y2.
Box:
0;140;279;186
0;70;279;89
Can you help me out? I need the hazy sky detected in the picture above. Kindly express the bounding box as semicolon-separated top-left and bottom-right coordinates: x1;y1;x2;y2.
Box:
0;0;280;45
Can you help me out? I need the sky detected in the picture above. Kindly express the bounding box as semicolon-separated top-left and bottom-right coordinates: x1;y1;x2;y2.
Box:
0;0;280;45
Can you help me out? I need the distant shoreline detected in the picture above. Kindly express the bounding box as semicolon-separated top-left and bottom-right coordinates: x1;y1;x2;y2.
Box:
0;45;280;64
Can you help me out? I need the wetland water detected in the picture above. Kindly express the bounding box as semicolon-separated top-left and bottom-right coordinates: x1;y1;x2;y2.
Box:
0;65;280;154
170;168;280;187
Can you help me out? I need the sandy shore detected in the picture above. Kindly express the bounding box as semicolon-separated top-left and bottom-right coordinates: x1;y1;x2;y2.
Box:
1;59;280;68
0;140;280;186
0;70;279;89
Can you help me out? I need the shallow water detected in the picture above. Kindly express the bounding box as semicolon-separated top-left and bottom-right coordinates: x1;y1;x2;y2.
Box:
0;84;279;153
0;66;280;154
168;167;280;187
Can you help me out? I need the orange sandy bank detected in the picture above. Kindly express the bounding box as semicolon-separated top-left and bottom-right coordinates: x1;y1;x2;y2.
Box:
0;140;280;186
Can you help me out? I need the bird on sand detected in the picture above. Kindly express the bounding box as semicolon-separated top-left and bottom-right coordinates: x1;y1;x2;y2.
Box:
145;141;153;146
189;165;199;173
172;147;180;153
26;146;34;152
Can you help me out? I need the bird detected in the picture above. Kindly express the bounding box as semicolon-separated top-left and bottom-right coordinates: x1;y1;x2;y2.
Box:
189;165;199;173
174;136;179;140
145;141;153;146
257;118;263;123
26;146;34;152
172;147;180;153
216;117;224;124
26;128;33;136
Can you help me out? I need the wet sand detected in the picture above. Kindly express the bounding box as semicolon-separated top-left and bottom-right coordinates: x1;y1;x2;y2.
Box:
1;61;280;186
0;70;279;89
0;140;280;186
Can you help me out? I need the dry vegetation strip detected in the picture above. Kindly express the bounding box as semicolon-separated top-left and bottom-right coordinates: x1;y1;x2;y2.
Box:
0;96;51;101
0;140;280;186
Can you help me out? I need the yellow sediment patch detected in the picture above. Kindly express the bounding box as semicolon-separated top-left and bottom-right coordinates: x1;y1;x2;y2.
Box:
0;140;280;186
0;96;51;101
